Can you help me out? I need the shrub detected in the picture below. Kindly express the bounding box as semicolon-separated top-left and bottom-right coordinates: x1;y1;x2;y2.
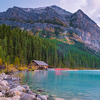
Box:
18;67;28;71
29;66;35;71
14;57;20;68
0;58;2;65
4;64;18;74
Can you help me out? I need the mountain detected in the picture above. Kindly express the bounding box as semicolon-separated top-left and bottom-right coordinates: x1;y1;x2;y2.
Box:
0;5;100;53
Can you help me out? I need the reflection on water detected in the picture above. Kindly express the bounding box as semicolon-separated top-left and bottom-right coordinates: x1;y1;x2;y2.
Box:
17;70;100;100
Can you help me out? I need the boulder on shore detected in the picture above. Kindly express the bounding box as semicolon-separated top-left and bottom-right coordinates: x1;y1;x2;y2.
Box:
5;90;22;97
37;94;49;100
0;92;3;97
0;85;10;92
22;85;29;91
10;86;26;92
0;97;11;100
0;80;9;86
20;93;36;100
12;95;20;100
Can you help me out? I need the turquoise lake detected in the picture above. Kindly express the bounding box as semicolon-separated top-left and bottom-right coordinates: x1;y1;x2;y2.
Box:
17;70;100;100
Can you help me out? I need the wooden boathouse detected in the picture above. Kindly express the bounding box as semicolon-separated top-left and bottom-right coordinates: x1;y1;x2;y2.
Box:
31;60;48;70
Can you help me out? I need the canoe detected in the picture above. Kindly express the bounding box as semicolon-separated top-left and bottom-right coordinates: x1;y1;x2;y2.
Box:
54;68;70;71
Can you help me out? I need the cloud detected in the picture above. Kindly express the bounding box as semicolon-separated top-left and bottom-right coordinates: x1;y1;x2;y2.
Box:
59;0;100;26
60;0;86;13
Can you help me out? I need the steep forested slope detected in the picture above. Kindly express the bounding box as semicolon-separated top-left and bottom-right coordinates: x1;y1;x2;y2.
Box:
0;24;100;69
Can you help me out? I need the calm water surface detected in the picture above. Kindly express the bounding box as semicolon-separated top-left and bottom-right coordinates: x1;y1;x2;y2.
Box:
17;70;100;100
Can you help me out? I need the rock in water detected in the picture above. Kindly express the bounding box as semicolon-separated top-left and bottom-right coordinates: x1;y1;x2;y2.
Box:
37;94;49;100
27;90;36;96
20;93;36;100
38;89;45;92
22;85;30;91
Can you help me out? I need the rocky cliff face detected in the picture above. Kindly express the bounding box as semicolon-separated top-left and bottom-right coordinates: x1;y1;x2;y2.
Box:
0;5;100;52
69;9;100;52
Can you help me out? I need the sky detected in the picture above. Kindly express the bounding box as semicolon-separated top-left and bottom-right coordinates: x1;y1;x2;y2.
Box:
0;0;100;26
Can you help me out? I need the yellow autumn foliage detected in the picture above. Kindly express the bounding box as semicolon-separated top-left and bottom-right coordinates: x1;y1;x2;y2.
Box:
4;64;18;73
29;66;35;71
18;67;28;71
0;58;2;65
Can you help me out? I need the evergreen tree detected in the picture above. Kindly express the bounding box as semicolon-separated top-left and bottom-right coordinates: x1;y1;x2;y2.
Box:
14;57;20;68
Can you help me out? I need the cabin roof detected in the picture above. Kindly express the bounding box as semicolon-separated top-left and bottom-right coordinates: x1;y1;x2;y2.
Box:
33;60;48;66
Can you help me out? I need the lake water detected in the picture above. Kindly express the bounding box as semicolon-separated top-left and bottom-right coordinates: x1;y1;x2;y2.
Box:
17;70;100;100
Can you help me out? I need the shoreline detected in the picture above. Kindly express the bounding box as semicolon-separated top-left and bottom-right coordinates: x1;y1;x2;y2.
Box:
1;70;98;100
48;68;100;71
0;72;49;100
0;72;64;100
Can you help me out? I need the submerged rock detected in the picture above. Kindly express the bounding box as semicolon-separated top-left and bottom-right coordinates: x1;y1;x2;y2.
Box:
38;89;45;92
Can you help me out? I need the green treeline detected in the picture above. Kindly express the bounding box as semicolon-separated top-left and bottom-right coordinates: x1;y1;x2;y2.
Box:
57;42;100;69
0;24;100;69
0;24;57;67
